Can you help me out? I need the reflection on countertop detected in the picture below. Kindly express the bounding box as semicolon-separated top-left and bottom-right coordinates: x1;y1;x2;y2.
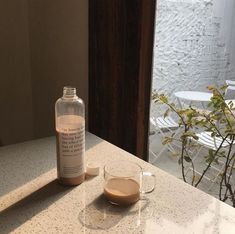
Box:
0;132;235;234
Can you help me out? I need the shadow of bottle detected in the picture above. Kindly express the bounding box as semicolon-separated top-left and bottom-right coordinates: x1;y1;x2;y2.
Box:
0;179;73;234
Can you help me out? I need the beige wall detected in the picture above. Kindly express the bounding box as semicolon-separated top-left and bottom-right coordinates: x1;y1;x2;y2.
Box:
0;0;33;146
28;0;88;138
0;0;88;145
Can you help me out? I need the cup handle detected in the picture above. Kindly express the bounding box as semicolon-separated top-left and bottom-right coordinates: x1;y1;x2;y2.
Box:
140;171;155;194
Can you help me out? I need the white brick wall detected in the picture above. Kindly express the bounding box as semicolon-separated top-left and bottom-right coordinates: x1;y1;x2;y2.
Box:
151;0;235;117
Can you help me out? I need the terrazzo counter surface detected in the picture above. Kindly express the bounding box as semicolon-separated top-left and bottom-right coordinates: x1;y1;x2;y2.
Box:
0;132;235;233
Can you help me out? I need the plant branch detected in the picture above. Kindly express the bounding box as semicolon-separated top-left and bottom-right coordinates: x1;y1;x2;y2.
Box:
222;137;235;203
195;136;228;187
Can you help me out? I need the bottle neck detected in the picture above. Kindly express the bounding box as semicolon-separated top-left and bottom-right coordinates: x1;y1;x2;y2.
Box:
63;86;77;98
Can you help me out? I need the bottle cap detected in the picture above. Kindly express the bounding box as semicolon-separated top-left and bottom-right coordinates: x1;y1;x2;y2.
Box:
86;163;100;176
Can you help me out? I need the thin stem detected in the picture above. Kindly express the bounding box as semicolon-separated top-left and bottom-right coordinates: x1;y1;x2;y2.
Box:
220;142;232;201
222;154;234;202
191;157;195;186
222;108;233;129
157;98;193;184
222;138;235;204
224;100;235;119
224;137;234;185
211;88;235;124
226;152;235;187
183;142;195;185
228;156;235;206
161;100;187;126
181;139;187;183
195;136;228;187
219;170;225;201
201;112;224;138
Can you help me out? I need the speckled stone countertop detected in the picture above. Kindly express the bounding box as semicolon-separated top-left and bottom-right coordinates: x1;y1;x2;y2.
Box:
0;132;235;234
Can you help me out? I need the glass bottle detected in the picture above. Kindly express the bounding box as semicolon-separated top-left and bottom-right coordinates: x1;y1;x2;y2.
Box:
55;86;85;185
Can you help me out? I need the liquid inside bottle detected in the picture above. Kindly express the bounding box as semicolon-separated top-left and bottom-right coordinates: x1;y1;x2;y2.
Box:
55;87;85;185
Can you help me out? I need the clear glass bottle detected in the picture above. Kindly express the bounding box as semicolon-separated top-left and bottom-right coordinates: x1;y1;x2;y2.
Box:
55;86;85;185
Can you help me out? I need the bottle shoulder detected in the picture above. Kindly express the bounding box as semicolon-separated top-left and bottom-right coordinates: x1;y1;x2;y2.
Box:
55;96;84;107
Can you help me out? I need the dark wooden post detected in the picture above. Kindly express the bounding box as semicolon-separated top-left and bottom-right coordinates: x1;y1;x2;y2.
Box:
89;0;156;161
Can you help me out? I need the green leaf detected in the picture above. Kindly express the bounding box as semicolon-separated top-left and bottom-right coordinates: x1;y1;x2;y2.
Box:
164;109;170;118
184;156;192;162
211;132;216;137
206;149;215;163
159;94;168;103
178;157;182;165
181;132;199;140
162;137;173;145
209;149;214;156
207;85;214;91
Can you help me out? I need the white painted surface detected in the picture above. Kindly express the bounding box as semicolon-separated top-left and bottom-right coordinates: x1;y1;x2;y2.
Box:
151;0;235;117
174;91;212;102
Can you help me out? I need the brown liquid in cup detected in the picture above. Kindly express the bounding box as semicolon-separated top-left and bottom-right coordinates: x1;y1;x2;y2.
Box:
104;178;140;206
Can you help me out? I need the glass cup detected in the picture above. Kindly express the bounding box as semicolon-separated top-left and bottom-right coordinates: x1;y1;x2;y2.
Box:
103;160;155;206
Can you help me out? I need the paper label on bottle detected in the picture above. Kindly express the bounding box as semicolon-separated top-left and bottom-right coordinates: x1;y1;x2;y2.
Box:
58;124;85;178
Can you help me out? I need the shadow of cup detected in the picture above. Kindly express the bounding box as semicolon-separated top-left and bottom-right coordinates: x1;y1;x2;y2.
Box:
78;194;150;230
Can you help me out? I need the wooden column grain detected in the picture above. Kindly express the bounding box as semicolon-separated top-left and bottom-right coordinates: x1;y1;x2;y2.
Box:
89;0;156;160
